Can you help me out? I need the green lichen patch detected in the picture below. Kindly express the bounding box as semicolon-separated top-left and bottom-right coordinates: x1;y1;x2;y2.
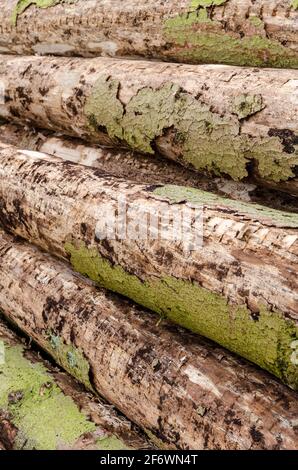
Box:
232;94;265;120
47;333;93;391
249;16;264;28
291;0;298;10
64;242;298;390
12;0;78;25
163;10;298;68
0;343;95;449
86;79;297;183
153;185;298;227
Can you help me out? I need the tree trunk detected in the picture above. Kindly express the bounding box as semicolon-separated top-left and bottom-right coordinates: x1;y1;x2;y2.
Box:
0;144;297;389
1;122;298;212
0;317;145;450
0;56;297;194
0;1;297;68
0;230;297;450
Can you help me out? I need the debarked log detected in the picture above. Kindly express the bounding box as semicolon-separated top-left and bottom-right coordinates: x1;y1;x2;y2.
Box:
0;1;297;68
0;230;297;449
0;56;297;194
0;317;141;450
0;144;297;388
1;122;298;212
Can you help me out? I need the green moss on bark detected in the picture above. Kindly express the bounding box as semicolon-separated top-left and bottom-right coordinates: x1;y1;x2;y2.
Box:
85;79;297;183
153;185;298;227
46;333;94;391
64;242;298;390
0;343;95;449
163;1;298;68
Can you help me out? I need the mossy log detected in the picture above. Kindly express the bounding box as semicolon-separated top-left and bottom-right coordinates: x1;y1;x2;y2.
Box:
0;144;297;388
0;56;297;194
0;1;297;68
1;122;298;212
0;318;145;450
0;230;297;450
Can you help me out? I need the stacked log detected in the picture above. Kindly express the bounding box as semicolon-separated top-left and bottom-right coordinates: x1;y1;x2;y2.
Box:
0;229;297;450
1;122;298;212
0;144;297;389
0;0;297;452
0;1;297;68
0;55;297;195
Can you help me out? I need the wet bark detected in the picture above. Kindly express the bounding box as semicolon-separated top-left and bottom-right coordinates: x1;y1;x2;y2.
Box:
0;230;297;450
0;317;148;450
0;55;297;194
0;144;297;388
1;122;298;212
0;1;297;68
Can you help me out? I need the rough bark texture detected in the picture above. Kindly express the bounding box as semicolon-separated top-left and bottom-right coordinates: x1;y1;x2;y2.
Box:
0;230;297;450
0;144;297;388
1;122;298;212
0;1;297;68
0;318;145;450
0;56;297;194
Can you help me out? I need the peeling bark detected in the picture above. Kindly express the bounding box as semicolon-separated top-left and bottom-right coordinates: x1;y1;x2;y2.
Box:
0;144;297;388
1;122;298;212
0;1;297;68
0;230;297;450
0;318;144;450
0;55;297;192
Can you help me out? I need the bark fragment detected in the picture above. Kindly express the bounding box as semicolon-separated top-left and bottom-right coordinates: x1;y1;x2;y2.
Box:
0;1;297;68
0;144;297;388
0;230;297;450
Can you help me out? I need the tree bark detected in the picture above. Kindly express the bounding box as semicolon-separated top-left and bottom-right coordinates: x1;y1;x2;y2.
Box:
0;317;145;450
0;56;297;194
0;144;297;388
1;122;298;212
0;230;297;450
0;1;297;68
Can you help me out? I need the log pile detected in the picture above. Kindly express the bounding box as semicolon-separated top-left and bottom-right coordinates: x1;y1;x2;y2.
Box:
0;0;297;451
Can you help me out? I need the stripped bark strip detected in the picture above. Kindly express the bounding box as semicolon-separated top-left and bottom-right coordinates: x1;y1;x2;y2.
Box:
0;231;297;450
1;122;298;212
0;318;138;450
0;144;297;388
0;56;297;193
0;1;297;68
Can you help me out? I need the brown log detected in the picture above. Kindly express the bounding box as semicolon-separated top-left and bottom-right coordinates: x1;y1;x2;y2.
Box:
0;317;146;450
0;1;297;68
0;143;297;388
0;55;297;194
0;230;297;450
1;122;298;212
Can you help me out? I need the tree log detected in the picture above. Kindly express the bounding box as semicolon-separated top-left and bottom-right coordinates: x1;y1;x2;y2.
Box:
0;1;297;68
0;144;297;388
1;122;298;212
0;230;297;450
0;318;143;450
0;56;297;194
